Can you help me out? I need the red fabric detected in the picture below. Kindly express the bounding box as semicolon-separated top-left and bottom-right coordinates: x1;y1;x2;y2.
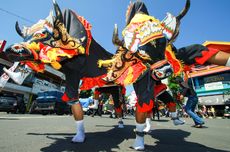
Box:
147;110;152;115
165;49;182;75
80;74;107;90
62;49;78;56
0;40;6;52
195;48;219;65
30;48;39;61
121;86;126;95
61;92;77;103
115;107;122;113
61;93;70;102
116;61;147;85
136;99;154;113
154;83;167;97
183;65;193;72
166;102;176;108
39;42;78;62
94;90;101;95
204;43;230;53
24;61;45;72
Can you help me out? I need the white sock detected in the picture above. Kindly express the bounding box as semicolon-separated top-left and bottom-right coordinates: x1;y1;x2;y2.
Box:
226;57;230;67
132;122;145;150
145;118;151;126
136;122;145;132
72;120;85;143
143;118;151;132
76;120;85;133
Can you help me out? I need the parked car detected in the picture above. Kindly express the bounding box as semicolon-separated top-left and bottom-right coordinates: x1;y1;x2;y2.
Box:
0;93;26;114
29;91;71;115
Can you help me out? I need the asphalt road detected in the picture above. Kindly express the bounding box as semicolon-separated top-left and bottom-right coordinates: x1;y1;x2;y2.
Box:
0;112;230;152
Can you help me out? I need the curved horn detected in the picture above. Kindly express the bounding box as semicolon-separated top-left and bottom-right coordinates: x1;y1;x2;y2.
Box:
53;0;63;22
169;0;190;44
15;21;24;38
176;0;190;21
112;24;124;47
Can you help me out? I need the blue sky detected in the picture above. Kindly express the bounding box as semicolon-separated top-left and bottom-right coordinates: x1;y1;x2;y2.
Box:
0;0;230;95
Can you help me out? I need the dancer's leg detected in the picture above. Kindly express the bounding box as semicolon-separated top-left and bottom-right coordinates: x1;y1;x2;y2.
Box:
132;71;155;150
175;44;230;66
184;96;204;126
206;51;230;66
112;89;125;128
115;107;124;128
71;102;85;143
158;91;185;125
132;111;147;150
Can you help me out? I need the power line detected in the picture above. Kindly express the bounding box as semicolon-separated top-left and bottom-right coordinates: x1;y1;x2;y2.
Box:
0;7;34;24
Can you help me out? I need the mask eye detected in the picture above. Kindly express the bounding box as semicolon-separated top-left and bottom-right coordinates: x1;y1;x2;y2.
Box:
33;31;47;39
33;33;42;39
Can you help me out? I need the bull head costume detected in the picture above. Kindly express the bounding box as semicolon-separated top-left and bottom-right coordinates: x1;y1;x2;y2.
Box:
2;0;94;85
98;0;190;86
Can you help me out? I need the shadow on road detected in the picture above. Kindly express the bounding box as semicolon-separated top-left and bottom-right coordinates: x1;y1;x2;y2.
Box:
28;125;135;152
147;129;228;152
27;125;228;152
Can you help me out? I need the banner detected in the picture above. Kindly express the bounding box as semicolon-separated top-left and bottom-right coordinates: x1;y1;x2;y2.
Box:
31;78;59;94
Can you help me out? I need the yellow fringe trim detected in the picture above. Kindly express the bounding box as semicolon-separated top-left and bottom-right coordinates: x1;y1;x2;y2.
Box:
165;45;183;76
78;46;85;54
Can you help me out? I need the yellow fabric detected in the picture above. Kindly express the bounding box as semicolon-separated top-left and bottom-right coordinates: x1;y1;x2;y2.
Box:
122;13;164;46
123;67;134;86
51;61;62;70
45;49;72;62
97;58;115;68
129;13;161;24
27;42;40;51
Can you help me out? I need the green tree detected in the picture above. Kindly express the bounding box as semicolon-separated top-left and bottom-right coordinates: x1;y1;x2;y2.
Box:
79;89;93;98
167;75;184;104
